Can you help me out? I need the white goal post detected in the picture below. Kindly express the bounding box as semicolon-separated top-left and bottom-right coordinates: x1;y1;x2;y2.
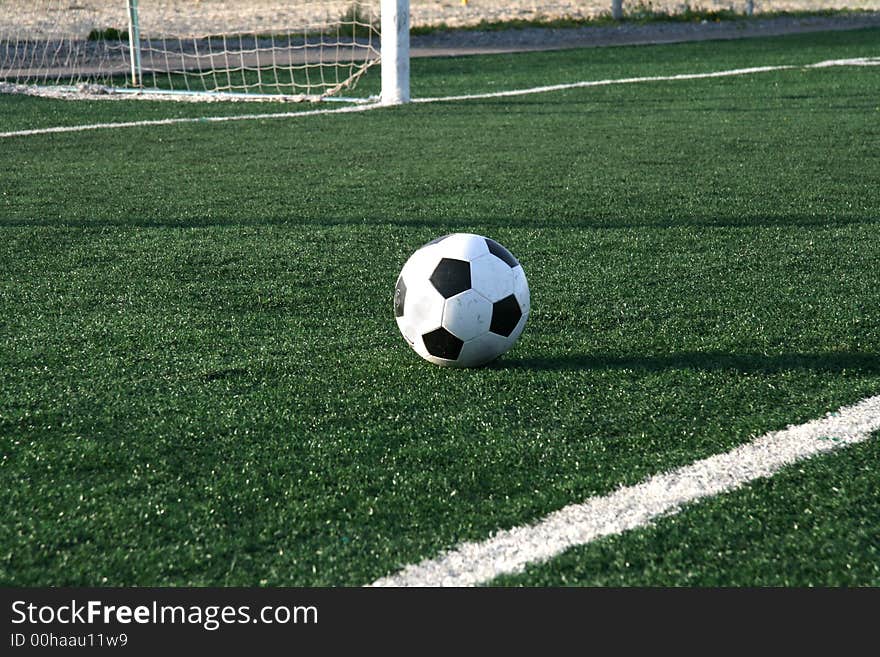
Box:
381;0;410;105
0;0;410;104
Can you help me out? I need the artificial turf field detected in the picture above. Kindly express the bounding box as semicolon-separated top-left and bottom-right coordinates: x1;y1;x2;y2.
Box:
1;28;879;586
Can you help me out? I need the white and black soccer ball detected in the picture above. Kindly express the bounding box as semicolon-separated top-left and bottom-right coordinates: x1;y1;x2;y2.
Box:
394;233;530;367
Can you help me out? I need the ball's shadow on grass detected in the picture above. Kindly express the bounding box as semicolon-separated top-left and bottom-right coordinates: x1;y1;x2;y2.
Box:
495;351;880;374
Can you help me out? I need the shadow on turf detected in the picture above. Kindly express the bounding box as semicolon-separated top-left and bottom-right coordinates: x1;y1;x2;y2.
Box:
496;351;880;374
4;214;879;230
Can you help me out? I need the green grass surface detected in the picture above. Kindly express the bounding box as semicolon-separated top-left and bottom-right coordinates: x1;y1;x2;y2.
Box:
1;29;879;586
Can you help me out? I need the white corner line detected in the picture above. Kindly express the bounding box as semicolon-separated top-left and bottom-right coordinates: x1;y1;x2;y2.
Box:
2;57;878;139
371;393;880;587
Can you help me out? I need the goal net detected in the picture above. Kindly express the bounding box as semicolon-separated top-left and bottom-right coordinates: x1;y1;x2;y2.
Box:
0;0;386;101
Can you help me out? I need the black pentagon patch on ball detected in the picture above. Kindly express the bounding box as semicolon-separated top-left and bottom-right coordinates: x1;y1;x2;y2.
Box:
422;327;464;360
490;295;522;337
485;238;519;268
430;258;471;299
394;276;407;318
424;234;452;247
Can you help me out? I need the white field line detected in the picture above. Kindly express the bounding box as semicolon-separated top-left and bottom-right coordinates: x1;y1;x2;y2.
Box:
371;393;880;587
413;56;880;103
0;101;382;139
2;57;878;139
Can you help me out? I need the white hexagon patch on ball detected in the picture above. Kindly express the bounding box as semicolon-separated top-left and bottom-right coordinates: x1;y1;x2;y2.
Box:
394;233;530;367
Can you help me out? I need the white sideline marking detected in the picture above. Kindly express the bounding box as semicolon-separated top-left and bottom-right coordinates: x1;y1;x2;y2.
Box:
2;57;878;139
0;102;381;139
413;57;880;103
371;394;880;587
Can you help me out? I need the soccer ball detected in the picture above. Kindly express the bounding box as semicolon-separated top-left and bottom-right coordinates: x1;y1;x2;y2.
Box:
394;233;530;367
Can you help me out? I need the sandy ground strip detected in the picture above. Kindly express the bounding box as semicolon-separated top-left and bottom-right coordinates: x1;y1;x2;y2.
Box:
2;1;880;38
